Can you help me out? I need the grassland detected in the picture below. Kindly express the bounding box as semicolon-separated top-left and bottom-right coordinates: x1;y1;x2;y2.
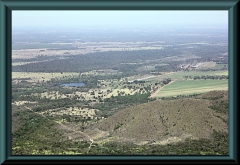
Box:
12;69;228;103
153;79;228;98
147;70;228;81
214;63;228;69
200;61;216;68
215;71;228;75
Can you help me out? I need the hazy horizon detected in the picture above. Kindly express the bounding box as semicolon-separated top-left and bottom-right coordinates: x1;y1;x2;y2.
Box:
12;10;228;31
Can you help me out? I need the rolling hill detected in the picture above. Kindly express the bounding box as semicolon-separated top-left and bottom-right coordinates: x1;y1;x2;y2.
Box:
87;90;228;145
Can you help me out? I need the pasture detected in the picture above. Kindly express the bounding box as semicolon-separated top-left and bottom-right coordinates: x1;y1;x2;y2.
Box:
214;64;228;69
152;79;228;98
200;61;216;68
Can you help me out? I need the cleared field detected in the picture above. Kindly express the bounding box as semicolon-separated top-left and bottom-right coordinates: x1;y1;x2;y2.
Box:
105;88;138;98
136;64;168;72
12;41;164;59
37;91;67;99
12;72;79;82
200;61;216;68
153;79;228;98
12;59;55;66
127;74;157;82
12;48;94;59
147;70;229;81
12;61;40;66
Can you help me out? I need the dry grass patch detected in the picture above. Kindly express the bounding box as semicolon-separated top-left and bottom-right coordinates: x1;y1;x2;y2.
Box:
45;107;98;119
200;61;216;68
37;91;67;99
105;88;138;98
12;101;37;106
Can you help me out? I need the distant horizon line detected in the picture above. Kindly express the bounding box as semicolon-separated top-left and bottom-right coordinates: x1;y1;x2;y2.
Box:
12;24;228;31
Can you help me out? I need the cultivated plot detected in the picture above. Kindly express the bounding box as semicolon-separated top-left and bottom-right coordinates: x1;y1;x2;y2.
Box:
153;79;228;98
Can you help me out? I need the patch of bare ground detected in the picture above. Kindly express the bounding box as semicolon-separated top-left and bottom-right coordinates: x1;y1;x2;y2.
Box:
85;128;110;142
12;101;38;106
88;90;228;145
55;122;88;141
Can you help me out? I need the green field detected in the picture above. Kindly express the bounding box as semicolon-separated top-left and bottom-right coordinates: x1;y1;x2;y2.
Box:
153;79;228;98
147;70;228;81
214;64;228;69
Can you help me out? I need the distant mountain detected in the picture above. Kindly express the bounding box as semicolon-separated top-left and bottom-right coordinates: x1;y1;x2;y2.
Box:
87;90;228;145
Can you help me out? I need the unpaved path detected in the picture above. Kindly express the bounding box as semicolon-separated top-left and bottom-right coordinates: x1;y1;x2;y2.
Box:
24;106;93;149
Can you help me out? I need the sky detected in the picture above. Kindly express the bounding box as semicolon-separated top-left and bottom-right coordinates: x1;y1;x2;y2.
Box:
12;10;228;30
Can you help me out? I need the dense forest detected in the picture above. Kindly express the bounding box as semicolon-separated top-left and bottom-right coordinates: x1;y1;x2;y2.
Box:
12;43;227;74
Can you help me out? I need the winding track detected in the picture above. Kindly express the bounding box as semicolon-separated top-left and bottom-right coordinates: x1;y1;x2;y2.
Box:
24;106;94;149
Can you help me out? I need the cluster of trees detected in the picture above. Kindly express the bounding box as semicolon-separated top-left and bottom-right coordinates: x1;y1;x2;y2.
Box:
12;85;48;102
12;49;170;73
162;78;172;85
32;98;84;112
60;114;92;123
93;92;155;117
208;100;228;115
12;96;229;155
87;130;228;155
13;42;226;75
183;75;228;80
155;62;180;72
161;93;201;100
12;106;228;155
191;44;228;62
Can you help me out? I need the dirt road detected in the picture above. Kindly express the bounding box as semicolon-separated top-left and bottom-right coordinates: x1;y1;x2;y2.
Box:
24;106;93;149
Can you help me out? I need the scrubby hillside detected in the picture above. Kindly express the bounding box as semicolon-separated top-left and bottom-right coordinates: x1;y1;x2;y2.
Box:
12;90;228;155
87;90;228;145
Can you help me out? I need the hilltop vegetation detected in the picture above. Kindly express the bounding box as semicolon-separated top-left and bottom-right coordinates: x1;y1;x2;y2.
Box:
88;90;228;141
12;90;228;155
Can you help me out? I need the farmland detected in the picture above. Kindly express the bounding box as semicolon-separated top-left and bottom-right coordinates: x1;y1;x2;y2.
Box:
152;79;228;98
11;26;228;155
